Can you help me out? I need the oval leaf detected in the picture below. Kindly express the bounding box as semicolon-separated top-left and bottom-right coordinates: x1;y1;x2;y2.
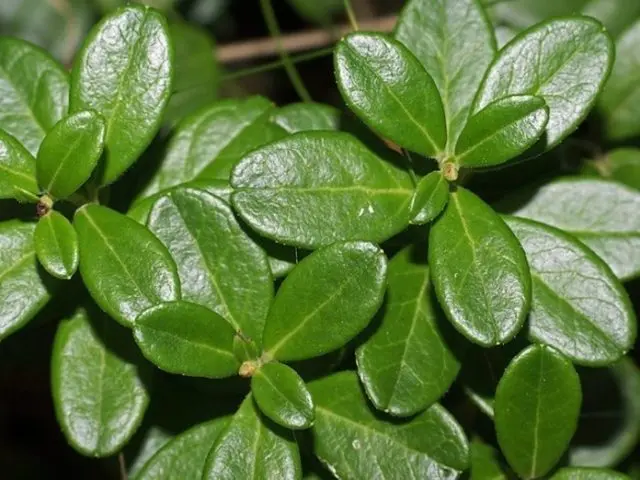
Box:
409;171;449;224
552;468;631;480
263;241;387;362
495;345;581;479
270;103;340;133
429;187;531;346
147;188;273;343
356;245;461;416
51;308;150;457
74;204;180;326
231;131;414;248
36;110;105;199
0;129;38;200
70;4;172;186
504;216;636;365
475;17;613;149
470;439;507;480
34;210;78;280
335;32;446;157
134;301;239;378
309;371;469;478
251;362;314;430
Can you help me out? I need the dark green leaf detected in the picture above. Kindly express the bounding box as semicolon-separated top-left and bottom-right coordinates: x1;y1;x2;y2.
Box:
586;148;640;190
74;204;180;326
470;439;507;480
70;4;172;186
475;17;613;150
356;245;461;416
552;468;631;480
335;32;446;157
36;110;105;199
147;188;273;342
51;308;150;457
0;129;38;200
455;95;548;167
409;171;449;224
429;187;531;346
495;345;581;479
285;0;343;24
231;131;414;249
263;241;387;362
251;362;314;430
34;210;78;280
309;371;469;478
270;103;340;133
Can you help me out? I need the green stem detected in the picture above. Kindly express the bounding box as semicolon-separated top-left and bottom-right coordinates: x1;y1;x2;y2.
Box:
343;0;359;31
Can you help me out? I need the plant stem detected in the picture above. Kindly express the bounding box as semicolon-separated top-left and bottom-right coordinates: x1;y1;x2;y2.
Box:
343;0;360;31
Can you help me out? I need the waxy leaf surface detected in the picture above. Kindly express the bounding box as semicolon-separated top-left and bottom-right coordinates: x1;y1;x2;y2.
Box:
0;129;38;200
270;103;340;133
410;171;449;224
552;468;631;480
470;439;507;480
34;210;78;280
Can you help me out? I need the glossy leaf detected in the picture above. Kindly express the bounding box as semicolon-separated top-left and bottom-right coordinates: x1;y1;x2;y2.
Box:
335;32;446;157
74;204;180;326
309;371;469;478
263;241;387;362
147;188;273;342
455;95;548;167
495;345;581;479
70;4;172;186
134;301;239;378
270;103;340;133
552;468;631;480
231;131;414;248
0;37;69;155
409;171;449;224
251;362;314;430
51;308;150;457
505;216;636;365
428;187;531;346
34;211;78;280
475;17;613;150
0;220;53;340
203;395;302;480
587;148;640;191
0;129;38;200
470;439;507;480
36;110;105;199
395;0;496;149
356;245;461;416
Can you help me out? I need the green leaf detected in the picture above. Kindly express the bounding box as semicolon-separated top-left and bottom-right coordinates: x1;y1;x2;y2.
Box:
251;362;314;430
0;37;69;156
428;187;531;346
495;345;581;479
231;131;414;249
285;0;343;24
137;417;229;480
270;103;340;133
552;468;631;480
0;129;38;200
70;4;172;186
356;245;461;416
74;204;180;326
36;110;105;199
34;211;78;280
335;32;446;157
309;371;469;478
505;216;636;365
409;171;449;224
395;0;496;150
470;439;507;480
0;219;53;340
598;19;640;141
475;17;613;150
455;95;548;167
51;307;150;457
146;188;273;342
507;178;640;281
263;241;387;362
203;395;302;480
586;148;640;190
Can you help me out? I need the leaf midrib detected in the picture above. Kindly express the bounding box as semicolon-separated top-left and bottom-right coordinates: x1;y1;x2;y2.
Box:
137;322;236;360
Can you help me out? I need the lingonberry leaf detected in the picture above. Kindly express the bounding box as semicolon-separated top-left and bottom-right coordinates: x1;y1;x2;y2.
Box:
356;245;461;416
231;131;414;249
308;371;469;478
551;468;631;480
134;301;239;378
51;307;150;457
147;188;273;343
409;171;449;224
70;4;172;186
470;439;507;480
475;17;613;150
74;204;180;326
0;129;38;200
429;187;531;346
262;241;387;362
34;210;78;280
585;148;640;191
395;0;496;150
495;345;581;479
0;37;69;156
335;32;446;157
203;395;302;480
251;362;315;430
36;110;105;199
270;103;340;133
455;95;549;168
